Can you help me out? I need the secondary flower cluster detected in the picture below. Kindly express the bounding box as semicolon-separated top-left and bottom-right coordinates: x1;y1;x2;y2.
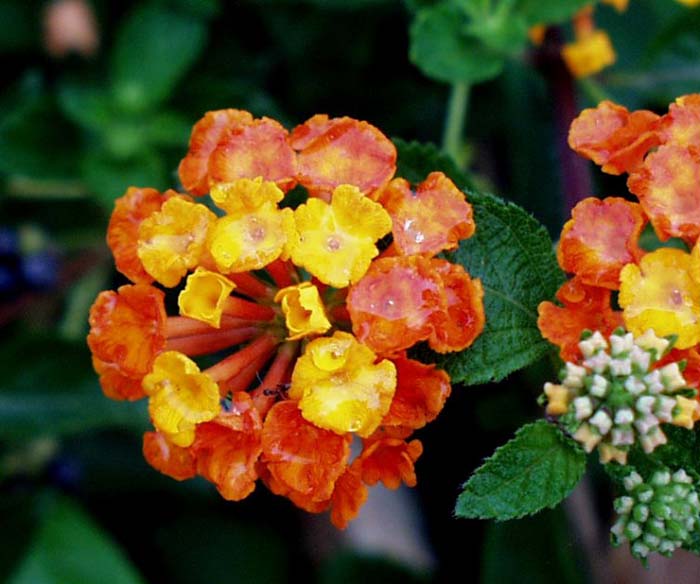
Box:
612;468;700;560
87;109;485;528
542;329;698;464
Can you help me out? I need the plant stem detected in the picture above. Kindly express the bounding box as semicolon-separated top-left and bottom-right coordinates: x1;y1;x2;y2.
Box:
442;82;470;169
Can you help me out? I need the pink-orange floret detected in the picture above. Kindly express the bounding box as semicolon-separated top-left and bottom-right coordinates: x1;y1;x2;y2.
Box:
142;431;196;481
357;437;423;489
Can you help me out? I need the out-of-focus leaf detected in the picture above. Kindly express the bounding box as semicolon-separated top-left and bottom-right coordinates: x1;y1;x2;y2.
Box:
111;3;207;112
57;82;115;131
0;493;40;583
166;0;221;18
146;111;191;147
481;507;586;584
0;0;36;52
8;495;146;584
409;3;505;84
516;0;592;27
455;421;586;520
393;138;473;189
82;149;167;209
319;551;430;584
0;337;149;439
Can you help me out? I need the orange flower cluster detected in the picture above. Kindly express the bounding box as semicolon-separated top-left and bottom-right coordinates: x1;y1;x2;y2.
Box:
538;94;700;390
87;110;485;528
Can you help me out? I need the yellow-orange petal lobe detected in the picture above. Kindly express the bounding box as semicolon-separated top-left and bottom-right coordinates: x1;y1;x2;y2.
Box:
619;248;700;349
557;197;647;289
178;268;235;328
291;185;392;287
142;431;196;481
107;187;170;284
658;94;700;148
261;401;352;503
208;204;295;274
628;144;700;243
427;259;485;353
137;196;216;287
380;172;475;256
88;284;166;381
562;30;616;79
382;355;451;430
192;392;263;501
537;277;623;361
209;118;297;192
289;331;397;438
568;102;660;175
348;255;446;355
357;438;423;489
178;109;255;195
210;177;285;217
274;282;331;340
143;351;221;447
290;115;396;198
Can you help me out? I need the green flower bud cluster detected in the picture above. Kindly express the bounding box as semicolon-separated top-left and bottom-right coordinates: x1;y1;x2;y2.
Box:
542;329;697;464
611;468;700;560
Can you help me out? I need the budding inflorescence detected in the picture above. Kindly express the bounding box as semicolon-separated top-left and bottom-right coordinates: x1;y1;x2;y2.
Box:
543;328;698;464
611;467;700;560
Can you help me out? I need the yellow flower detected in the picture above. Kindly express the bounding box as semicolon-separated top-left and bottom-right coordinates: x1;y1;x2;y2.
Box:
210;177;285;216
543;382;571;416
138;196;216;287
291;185;392;287
289;331;397;437
672;396;698;429
619;248;700;349
601;0;629;11
274;282;331;340
178;267;235;328
143;351;220;446
562;30;616;78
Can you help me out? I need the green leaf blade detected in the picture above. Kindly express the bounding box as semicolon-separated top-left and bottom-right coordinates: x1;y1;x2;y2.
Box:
456;421;586;521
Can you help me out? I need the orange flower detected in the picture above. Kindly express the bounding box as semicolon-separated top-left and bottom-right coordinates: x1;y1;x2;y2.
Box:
379;172;475;256
657;94;700;148
107;187;173;284
192;392;263;501
628;144;700;243
329;464;368;530
290;115;396;199
537;277;623;361
261;401;352;504
348;255;446;355
381;355;451;430
87;284;166;387
568;101;660;175
91;356;145;401
357;437;423;489
557;197;646;289
142;431;196;481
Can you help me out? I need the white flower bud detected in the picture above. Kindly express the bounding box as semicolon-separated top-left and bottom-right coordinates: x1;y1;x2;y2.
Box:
611;333;634;356
590;409;613;434
635;395;656;415
573;396;593;420
615;408;634;425
590;374;609;397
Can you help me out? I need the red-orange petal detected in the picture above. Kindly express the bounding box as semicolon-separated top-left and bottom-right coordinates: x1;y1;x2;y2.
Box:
107;187;171;284
142;431;196;481
427;258;485;353
209;118;297;192
348;255;446;355
568;101;660;175
290;115;396;198
357;438;423;490
261;401;351;503
537;277;623;361
329;464;368;530
178;109;254;195
380;172;475;256
92;355;145;401
628;144;700;243
87;284;167;380
382;355;451;430
657;94;700;149
192;392;263;501
557;197;647;289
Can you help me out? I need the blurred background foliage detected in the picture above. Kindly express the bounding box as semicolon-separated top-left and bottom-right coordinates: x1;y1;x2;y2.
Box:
2;0;700;582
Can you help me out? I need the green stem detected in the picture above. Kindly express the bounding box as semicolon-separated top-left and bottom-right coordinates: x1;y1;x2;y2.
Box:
442;82;470;169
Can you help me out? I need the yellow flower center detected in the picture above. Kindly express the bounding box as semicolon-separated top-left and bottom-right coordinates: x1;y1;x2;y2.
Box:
274;282;331;341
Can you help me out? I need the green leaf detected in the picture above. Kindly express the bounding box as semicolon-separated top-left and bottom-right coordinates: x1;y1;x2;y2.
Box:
455;421;586;520
111;3;207;112
515;0;592;27
441;189;563;385
8;495;146;584
319;551;430;584
57;82;115;131
481;507;586;584
409;3;505;84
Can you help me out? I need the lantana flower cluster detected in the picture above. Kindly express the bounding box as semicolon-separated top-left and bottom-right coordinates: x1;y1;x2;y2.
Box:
87;109;485;528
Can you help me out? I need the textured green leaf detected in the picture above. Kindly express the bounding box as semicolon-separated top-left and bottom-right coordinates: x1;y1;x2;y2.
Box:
455;421;586;520
409;3;505;84
111;3;207;112
8;496;146;584
441;189;564;385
